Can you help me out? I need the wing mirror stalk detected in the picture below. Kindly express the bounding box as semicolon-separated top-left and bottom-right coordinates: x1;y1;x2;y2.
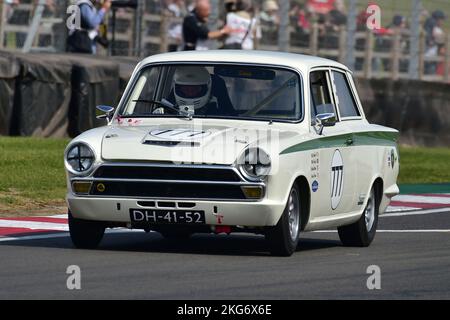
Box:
96;105;115;122
314;113;337;135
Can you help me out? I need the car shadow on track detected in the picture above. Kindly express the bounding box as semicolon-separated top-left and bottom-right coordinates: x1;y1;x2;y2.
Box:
0;231;342;257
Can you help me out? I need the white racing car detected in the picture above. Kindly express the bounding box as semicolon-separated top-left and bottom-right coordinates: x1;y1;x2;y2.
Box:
65;50;399;256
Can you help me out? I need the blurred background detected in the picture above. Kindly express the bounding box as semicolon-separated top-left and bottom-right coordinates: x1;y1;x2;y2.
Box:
0;0;449;82
0;0;449;146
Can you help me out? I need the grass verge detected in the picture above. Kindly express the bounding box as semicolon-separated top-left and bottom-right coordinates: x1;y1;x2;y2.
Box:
0;137;69;216
398;146;450;184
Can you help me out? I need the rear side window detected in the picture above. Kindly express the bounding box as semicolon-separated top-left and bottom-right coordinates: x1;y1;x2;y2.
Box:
331;71;360;118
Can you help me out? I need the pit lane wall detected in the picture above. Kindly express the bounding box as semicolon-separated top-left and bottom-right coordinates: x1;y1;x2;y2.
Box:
354;79;450;147
0;50;139;137
0;50;448;147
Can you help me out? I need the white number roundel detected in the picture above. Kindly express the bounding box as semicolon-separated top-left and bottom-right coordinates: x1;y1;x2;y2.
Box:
331;150;344;210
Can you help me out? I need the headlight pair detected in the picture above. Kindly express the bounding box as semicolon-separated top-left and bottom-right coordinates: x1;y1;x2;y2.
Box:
65;143;95;175
238;148;271;181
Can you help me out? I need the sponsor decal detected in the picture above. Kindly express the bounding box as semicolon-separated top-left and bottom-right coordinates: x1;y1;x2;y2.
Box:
312;180;319;192
387;148;397;169
310;151;320;179
391;149;396;169
331;150;344;210
213;212;224;224
358;194;366;206
117;116;142;126
96;183;106;193
213;206;223;224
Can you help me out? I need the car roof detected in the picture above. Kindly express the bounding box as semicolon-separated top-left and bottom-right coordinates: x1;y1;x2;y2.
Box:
138;50;351;74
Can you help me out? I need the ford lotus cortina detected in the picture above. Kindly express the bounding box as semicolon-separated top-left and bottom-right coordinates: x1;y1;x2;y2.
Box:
65;51;399;256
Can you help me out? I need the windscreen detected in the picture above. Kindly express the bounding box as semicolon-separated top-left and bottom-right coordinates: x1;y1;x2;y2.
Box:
121;64;303;122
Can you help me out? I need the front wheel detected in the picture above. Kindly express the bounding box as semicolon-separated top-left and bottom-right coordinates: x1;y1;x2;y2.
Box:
265;184;301;256
338;187;379;247
68;210;105;249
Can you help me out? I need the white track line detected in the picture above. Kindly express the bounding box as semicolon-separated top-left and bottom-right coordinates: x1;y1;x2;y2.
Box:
0;220;68;231
314;229;450;233
377;229;450;233
0;233;70;242
36;214;67;219
391;195;450;204
0;229;145;242
385;206;420;213
381;207;450;217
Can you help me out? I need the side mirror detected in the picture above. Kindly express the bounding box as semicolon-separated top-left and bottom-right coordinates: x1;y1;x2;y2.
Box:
96;105;115;121
315;113;336;135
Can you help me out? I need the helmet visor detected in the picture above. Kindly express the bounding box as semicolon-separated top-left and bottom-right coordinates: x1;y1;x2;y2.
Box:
175;84;208;99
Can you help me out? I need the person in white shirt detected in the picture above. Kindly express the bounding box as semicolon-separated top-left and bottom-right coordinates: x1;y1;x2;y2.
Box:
223;0;259;50
167;0;187;51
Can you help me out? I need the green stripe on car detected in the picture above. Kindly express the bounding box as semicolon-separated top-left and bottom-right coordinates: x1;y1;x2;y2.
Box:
280;131;398;155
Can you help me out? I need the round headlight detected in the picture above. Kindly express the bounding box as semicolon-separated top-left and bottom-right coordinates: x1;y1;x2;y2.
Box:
65;143;95;175
238;148;271;181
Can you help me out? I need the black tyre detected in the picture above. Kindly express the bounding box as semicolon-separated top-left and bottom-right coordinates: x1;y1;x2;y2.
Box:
68;210;105;249
266;184;301;256
338;187;379;247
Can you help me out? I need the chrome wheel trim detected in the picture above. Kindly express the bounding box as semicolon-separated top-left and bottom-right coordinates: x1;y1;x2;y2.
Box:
288;188;300;241
365;189;376;232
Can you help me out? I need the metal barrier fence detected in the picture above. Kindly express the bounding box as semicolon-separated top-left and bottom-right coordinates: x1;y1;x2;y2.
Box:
0;0;449;82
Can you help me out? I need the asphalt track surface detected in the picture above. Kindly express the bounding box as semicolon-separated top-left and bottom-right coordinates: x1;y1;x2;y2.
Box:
0;209;449;299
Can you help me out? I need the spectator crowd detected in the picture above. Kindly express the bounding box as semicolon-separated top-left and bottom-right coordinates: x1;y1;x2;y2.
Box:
1;0;448;77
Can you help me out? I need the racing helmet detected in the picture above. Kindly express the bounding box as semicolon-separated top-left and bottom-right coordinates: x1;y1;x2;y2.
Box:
174;66;212;110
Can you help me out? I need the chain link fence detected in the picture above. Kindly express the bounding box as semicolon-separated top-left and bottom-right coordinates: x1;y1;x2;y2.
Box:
0;0;449;82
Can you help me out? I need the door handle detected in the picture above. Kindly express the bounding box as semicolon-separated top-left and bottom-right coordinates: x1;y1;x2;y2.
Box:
346;137;354;146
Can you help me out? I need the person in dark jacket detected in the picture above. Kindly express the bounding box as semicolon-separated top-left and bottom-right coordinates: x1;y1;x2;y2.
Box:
182;0;231;50
67;0;111;54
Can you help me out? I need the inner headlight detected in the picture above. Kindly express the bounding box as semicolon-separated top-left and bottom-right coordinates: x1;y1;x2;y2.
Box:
238;148;271;181
65;143;95;175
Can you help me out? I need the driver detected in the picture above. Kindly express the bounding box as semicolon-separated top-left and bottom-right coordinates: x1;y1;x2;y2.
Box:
173;66;219;115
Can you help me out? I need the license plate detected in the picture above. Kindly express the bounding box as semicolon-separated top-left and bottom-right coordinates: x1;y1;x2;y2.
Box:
130;209;205;224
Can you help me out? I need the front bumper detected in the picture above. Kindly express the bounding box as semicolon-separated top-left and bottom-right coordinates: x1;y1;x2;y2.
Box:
67;194;286;227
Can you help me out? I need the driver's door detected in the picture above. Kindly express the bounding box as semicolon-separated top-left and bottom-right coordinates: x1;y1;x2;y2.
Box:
309;69;357;218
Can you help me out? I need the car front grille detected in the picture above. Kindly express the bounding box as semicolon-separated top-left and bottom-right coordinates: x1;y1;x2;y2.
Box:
93;165;241;182
79;163;264;201
89;181;247;200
